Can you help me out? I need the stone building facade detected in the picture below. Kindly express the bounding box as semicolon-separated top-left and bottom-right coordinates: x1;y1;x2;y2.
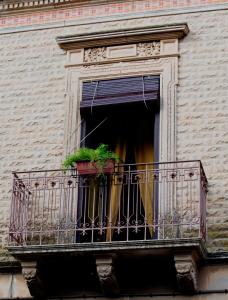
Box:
1;0;228;299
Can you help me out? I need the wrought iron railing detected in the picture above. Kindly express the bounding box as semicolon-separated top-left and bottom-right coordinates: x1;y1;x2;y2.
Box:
9;161;207;247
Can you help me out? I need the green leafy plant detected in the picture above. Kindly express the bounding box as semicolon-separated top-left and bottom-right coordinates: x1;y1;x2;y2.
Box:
63;144;119;173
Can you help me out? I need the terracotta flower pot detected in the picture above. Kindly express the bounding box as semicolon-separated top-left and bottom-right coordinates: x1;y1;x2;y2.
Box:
76;159;115;175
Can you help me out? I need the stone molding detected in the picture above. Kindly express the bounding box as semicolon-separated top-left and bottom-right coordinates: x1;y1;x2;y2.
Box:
66;39;178;67
0;0;66;12
0;0;116;13
0;0;131;12
137;42;161;57
0;0;80;12
174;253;198;294
60;25;186;200
96;256;120;296
83;42;161;63
1;0;228;14
84;47;107;63
57;24;189;50
64;56;178;162
1;3;228;32
21;261;45;298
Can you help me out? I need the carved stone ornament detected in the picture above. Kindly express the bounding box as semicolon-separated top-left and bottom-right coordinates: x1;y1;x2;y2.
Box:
137;42;161;57
174;254;198;294
96;256;120;296
84;47;107;62
21;261;45;299
83;41;161;63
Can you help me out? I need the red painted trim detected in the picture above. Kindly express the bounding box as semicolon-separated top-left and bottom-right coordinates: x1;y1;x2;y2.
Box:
0;0;228;29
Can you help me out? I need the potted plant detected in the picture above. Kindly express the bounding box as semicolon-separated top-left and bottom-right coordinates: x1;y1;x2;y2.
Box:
63;144;119;175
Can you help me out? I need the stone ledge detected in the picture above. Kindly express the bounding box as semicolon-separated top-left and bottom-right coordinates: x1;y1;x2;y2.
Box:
56;23;189;50
8;238;207;259
8;240;206;296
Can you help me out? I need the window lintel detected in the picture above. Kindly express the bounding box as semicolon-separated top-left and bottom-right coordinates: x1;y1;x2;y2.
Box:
56;23;189;50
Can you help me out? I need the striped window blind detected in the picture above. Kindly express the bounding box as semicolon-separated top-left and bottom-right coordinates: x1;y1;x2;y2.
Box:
80;75;160;110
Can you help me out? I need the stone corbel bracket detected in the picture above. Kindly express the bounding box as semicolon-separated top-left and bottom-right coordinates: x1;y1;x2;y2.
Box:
96;255;120;297
21;261;45;299
174;252;198;294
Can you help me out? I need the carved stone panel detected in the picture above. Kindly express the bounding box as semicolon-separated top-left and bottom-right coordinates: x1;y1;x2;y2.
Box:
136;42;161;57
83;41;161;63
84;47;107;63
174;253;198;294
21;261;45;299
96;256;120;296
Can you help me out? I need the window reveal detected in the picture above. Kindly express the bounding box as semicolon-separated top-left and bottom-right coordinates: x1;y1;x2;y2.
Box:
77;75;160;242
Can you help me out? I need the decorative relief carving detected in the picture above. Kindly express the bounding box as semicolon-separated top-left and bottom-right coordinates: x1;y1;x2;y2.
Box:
137;42;161;57
84;47;107;62
83;42;160;63
174;254;198;294
96;256;120;296
22;261;45;298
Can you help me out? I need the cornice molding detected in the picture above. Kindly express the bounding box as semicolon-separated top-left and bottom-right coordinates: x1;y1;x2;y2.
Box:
0;0;110;13
0;0;69;12
1;1;228;19
56;23;189;50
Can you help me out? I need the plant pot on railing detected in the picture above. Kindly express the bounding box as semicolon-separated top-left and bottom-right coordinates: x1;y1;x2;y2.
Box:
76;159;115;175
63;144;119;176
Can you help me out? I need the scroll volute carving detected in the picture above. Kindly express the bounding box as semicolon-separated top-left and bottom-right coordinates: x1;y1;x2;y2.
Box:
96;256;120;297
21;261;45;299
174;253;198;294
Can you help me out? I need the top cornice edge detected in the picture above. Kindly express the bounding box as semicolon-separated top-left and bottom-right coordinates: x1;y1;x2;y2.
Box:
0;0;110;13
56;23;189;50
0;0;68;12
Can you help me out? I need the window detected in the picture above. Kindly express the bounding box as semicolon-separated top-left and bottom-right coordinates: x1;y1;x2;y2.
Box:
80;74;160;161
75;75;160;242
59;28;184;243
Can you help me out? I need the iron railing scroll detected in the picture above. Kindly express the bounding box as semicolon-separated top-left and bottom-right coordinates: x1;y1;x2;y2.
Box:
9;161;207;247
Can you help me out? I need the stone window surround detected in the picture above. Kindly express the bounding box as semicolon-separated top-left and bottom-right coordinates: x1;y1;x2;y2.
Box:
56;23;189;162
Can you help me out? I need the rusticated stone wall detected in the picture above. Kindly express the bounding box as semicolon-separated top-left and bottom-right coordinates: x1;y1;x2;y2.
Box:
0;28;66;245
0;5;228;252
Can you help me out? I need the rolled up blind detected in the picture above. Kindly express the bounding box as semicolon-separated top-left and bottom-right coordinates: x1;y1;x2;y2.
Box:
80;75;160;109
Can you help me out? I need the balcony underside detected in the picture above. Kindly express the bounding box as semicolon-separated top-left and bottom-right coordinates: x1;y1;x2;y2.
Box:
8;238;207;257
8;238;207;298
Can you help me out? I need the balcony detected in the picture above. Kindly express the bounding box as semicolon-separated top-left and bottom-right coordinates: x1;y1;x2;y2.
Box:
8;161;208;297
9;160;207;247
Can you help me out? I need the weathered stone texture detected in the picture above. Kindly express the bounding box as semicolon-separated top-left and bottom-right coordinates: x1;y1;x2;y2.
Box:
0;29;66;245
0;9;228;252
176;11;228;252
